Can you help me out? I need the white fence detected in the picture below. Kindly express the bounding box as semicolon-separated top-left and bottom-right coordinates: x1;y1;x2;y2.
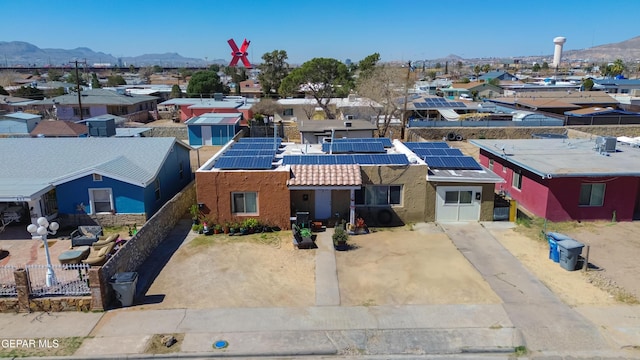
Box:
25;264;90;297
0;266;17;297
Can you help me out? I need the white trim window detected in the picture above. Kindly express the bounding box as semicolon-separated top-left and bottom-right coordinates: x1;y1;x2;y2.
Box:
232;192;258;215
93;174;103;181
579;183;605;206
488;159;494;172
512;171;522;190
89;188;113;214
355;185;402;206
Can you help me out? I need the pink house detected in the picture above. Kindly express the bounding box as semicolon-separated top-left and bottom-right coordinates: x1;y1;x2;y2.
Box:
471;138;640;222
159;97;254;124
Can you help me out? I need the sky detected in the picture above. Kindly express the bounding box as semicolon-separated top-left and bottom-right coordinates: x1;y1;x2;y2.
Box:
2;0;640;65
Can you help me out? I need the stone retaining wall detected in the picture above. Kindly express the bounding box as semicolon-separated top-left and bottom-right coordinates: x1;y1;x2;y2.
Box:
93;181;196;310
145;126;188;140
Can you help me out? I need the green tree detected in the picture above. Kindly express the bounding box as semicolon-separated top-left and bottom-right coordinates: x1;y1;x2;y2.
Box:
582;78;594;91
47;68;63;81
279;57;353;119
444;61;449;74
435;62;442;69
481;64;491;73
67;71;87;86
532;63;541;72
208;64;220;72
46;87;66;97
186;70;225;97
129;64;135;73
107;75;126;86
170;84;182;98
258;50;290;97
91;73;101;88
152;65;163;73
14;86;45;100
473;65;481;79
488;78;500;86
0;85;8;95
601;59;625;78
541;62;549;71
355;52;380;82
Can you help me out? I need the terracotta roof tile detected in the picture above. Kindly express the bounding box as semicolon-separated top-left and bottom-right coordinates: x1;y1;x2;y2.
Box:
288;164;362;186
30;120;88;137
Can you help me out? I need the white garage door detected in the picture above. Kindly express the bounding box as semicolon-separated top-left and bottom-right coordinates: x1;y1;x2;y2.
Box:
436;186;482;222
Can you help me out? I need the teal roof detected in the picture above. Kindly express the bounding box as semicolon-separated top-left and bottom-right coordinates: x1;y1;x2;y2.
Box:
185;113;242;125
0;137;189;200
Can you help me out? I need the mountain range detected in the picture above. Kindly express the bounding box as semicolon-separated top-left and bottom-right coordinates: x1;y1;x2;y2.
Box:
0;41;225;67
1;36;639;68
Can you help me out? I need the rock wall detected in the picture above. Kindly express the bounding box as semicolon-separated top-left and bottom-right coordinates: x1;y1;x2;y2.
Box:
145;126;188;140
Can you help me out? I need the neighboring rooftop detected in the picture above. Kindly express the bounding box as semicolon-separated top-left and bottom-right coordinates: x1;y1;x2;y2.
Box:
471;138;640;177
35;88;158;106
185;113;242;125
30;120;88;137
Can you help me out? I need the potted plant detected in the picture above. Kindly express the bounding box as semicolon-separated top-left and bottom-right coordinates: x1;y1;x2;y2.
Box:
189;204;200;225
243;218;259;234
300;227;312;240
192;223;204;234
214;224;222;234
333;226;349;251
223;221;230;234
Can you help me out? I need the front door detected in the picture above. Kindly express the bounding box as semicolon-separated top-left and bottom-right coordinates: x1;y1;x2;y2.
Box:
202;126;212;146
315;190;332;219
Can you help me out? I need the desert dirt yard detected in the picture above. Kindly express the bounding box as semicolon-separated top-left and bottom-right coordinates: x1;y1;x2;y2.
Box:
140;219;639;310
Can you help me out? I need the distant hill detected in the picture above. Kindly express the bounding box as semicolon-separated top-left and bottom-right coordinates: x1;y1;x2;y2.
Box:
563;36;640;62
0;41;215;67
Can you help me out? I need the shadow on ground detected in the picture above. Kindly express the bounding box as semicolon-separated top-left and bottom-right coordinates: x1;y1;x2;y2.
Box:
133;218;192;306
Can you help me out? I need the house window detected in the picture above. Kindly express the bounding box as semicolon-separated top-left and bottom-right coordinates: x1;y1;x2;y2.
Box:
444;190;473;205
579;183;605;206
154;179;161;200
89;188;113;214
489;159;494;171
355;185;402;206
512;171;522;190
283;108;294;116
93;174;102;181
73;107;90;117
232;192;258;214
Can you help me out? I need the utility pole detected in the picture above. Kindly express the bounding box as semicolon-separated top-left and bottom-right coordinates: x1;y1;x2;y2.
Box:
70;59;87;120
400;60;412;140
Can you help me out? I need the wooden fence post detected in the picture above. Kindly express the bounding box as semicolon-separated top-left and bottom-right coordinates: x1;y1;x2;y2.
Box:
14;268;30;313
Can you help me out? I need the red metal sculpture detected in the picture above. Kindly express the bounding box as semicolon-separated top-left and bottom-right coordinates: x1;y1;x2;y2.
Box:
227;38;252;69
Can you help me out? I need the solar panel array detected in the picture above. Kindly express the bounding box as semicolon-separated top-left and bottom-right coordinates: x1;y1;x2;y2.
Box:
411;148;463;157
214;156;274;170
404;142;450;150
283;154;409;166
214;138;283;169
321;142;386;153
413;98;466;108
423;156;482;170
331;138;393;148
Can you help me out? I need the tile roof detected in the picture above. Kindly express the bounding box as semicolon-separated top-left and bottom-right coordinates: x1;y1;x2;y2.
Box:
30;120;88;137
288;164;362;186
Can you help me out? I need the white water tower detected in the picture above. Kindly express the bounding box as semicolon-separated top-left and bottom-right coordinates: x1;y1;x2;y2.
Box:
552;36;566;68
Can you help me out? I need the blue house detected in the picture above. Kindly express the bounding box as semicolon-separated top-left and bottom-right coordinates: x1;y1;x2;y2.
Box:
185;113;241;146
0;112;41;135
0;137;192;227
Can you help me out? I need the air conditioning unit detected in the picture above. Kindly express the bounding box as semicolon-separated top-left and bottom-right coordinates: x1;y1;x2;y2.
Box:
596;136;617;152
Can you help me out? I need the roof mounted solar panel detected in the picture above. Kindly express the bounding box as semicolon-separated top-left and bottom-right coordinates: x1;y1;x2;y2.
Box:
332;138;393;147
321;142;386;153
224;149;276;157
214;155;273;169
455;156;483;170
231;143;280;150
238;137;282;144
404;142;450;150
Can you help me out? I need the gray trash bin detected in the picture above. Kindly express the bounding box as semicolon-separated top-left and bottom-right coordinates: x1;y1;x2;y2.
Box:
110;272;138;307
557;239;585;271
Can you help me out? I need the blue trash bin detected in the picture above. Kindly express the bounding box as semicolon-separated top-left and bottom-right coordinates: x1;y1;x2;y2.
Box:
546;232;572;263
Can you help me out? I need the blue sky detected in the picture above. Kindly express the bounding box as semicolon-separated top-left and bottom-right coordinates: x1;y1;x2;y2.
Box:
2;0;639;64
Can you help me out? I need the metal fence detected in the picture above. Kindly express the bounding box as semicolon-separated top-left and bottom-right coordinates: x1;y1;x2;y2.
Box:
0;265;17;297
26;264;91;297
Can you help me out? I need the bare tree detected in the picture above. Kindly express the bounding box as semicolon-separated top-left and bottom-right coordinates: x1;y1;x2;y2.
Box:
301;102;317;120
356;65;406;137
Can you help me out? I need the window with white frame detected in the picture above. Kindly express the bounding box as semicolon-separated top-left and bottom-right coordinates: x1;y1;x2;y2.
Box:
232;192;258;214
579;183;605;206
512;171;522;190
444;190;473;205
93;174;102;181
283;108;294;116
89;188;113;214
355;185;402;206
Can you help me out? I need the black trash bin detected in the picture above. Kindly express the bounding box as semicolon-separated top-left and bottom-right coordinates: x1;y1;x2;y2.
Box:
557;239;585;271
109;272;138;307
